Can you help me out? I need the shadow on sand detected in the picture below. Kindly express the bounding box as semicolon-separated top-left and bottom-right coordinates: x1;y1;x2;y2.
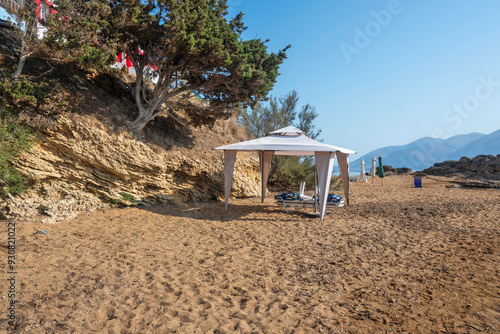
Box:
136;199;305;222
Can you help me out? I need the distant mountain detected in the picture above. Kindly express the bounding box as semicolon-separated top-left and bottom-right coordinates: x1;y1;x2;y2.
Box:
447;129;500;160
350;132;487;172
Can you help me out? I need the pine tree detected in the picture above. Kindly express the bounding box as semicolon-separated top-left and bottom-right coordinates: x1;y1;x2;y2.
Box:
50;0;290;137
238;90;322;187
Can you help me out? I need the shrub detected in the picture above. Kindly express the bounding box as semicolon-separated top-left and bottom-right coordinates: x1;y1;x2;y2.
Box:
101;193;139;207
0;70;47;117
119;192;138;204
0;70;71;119
0;69;76;195
0;118;34;195
0;71;67;195
271;156;315;188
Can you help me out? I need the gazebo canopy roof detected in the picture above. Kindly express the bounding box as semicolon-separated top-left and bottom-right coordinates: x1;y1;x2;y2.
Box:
216;126;356;155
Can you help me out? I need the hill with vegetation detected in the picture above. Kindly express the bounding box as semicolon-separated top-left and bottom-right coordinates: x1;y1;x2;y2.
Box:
0;10;277;222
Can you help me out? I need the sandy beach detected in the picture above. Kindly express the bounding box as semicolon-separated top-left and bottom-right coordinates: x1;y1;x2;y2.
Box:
1;175;499;333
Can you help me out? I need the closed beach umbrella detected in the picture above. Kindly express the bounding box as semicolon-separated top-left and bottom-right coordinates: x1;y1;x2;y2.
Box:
359;159;366;182
378;156;385;185
370;156;377;184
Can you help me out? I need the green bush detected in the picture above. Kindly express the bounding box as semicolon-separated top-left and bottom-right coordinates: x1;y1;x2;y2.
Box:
0;71;44;195
101;193;139;206
119;192;138;204
271;156;315;188
0;70;72;122
0;70;47;117
0;118;34;195
0;69;76;195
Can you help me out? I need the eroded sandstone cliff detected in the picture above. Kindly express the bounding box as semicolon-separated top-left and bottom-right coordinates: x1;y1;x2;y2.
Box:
1;114;260;223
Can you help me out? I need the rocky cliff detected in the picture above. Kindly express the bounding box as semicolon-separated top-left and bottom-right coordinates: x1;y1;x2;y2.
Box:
1;114;260;223
423;155;500;179
422;155;500;188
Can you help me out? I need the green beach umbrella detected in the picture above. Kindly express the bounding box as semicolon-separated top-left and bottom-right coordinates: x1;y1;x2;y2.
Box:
378;156;385;185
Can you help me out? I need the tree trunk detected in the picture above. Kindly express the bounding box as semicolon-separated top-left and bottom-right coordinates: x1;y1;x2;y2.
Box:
131;113;151;138
13;54;27;78
13;16;35;78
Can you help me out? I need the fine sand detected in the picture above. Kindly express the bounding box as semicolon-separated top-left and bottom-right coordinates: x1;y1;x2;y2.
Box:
1;175;499;333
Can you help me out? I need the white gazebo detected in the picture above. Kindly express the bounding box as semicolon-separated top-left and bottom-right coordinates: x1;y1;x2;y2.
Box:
215;126;356;220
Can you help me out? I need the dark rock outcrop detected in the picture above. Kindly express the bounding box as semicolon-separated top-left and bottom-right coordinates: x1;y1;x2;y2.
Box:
423;155;500;180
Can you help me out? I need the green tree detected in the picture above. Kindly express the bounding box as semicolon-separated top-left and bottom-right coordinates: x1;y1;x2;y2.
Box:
238;90;298;138
297;103;321;140
4;0;41;78
50;0;290;137
46;0;119;73
238;90;321;187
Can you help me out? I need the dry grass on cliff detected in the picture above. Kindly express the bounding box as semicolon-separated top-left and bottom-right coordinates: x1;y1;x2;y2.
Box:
222;116;249;142
1;53;254;173
1;54;248;155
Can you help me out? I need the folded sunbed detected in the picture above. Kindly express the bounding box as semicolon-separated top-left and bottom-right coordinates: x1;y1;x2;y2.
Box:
327;194;343;203
274;192;302;201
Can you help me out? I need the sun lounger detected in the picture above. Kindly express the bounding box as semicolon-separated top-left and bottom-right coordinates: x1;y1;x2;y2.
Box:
327;194;343;203
274;192;304;213
275;183;344;214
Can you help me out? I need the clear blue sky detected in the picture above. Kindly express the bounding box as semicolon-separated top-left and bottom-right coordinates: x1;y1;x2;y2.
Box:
228;0;500;156
3;2;500;157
